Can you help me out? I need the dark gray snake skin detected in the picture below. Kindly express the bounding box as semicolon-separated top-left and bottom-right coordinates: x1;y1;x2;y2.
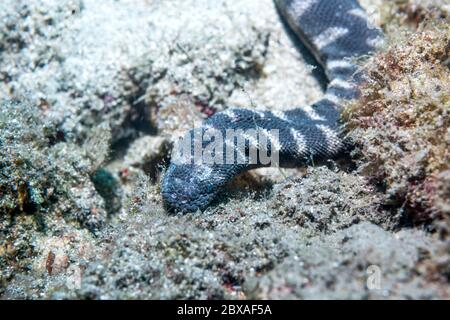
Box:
162;0;383;213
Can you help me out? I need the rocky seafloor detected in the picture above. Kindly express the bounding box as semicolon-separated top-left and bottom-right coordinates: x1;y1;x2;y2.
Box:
0;0;449;299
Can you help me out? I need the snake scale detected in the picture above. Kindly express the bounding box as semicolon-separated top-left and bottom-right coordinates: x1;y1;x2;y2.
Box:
161;0;383;213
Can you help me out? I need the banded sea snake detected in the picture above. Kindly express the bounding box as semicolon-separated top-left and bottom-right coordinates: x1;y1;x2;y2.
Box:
161;0;383;213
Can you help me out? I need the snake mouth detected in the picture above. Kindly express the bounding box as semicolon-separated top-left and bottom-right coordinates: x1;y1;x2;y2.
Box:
162;187;217;214
162;193;198;213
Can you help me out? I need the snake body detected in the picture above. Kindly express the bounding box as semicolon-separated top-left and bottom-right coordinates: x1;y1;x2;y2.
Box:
161;0;382;213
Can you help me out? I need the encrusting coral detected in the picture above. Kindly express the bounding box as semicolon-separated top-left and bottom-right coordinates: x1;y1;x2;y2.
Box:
0;99;117;229
343;16;449;232
0;98;121;294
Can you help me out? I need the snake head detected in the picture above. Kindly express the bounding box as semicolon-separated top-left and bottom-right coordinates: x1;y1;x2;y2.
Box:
161;163;226;213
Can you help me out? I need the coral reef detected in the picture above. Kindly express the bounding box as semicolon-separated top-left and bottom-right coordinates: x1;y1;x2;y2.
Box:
0;98;114;295
0;99;113;229
343;18;449;230
0;0;449;299
246;222;448;299
34;168;445;300
0;0;274;144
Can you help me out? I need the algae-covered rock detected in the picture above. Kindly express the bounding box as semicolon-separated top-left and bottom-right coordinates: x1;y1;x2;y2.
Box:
0;0;449;300
343;18;450;229
245;222;448;299
0;99;116;295
43;168;446;299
